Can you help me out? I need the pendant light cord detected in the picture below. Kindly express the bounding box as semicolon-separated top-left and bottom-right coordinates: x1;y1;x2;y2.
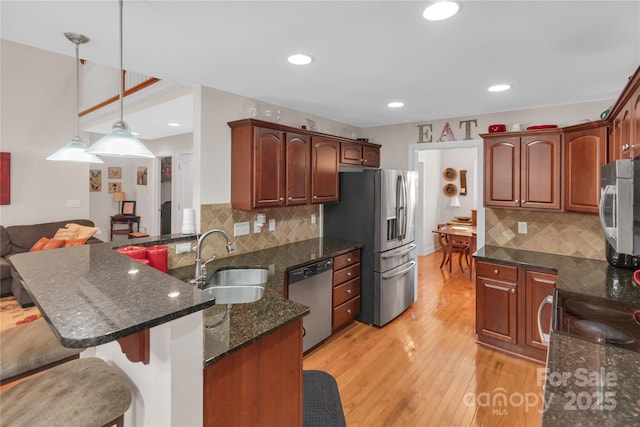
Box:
119;0;124;123
74;41;80;137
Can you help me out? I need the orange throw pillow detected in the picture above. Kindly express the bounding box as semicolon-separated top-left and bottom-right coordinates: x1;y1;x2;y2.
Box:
30;237;50;252
42;239;65;250
63;239;87;248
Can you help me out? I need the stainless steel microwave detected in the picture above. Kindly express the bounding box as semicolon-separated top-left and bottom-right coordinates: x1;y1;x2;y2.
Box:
599;158;640;256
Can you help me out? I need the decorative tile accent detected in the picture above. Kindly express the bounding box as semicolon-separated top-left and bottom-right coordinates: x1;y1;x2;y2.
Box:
167;203;320;269
484;208;606;261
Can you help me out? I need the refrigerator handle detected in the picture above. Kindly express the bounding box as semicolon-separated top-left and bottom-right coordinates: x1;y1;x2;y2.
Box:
402;174;408;238
396;175;404;240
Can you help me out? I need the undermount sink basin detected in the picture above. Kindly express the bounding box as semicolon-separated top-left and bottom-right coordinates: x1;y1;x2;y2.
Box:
202;267;268;304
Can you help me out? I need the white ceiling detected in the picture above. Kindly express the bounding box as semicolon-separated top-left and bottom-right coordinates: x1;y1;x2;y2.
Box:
2;1;640;139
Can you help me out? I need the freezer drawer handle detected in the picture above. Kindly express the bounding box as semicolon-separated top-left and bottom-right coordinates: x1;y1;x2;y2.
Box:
381;244;417;260
381;261;416;280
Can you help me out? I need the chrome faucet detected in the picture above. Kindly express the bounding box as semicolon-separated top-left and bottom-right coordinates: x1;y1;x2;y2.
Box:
193;229;234;287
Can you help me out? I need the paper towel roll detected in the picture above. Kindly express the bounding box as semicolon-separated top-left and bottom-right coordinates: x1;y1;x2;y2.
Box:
181;208;195;234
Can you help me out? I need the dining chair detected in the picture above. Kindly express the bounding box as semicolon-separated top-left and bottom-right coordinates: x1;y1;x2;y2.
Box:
437;224;471;273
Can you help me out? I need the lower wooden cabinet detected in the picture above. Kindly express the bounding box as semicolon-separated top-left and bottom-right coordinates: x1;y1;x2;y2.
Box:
203;319;303;427
475;260;557;362
332;249;361;332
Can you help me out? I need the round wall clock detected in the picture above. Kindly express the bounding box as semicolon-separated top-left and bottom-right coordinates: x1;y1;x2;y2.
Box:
443;183;458;197
443;168;457;181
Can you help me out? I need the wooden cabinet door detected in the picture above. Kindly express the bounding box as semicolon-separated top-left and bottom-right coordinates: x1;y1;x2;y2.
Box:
524;270;557;351
520;134;561;210
476;276;517;344
564;125;607;213
340;142;362;165
204;319;303;427
632;91;640;159
311;137;339;203
285;133;310;205
621;105;632;159
253;127;284;207
362;145;380;168
484;137;520;208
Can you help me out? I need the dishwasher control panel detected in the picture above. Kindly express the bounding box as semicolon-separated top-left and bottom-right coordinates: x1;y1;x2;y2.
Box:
288;259;333;284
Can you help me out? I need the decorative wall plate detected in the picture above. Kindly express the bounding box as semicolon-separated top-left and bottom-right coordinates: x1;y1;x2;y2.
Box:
443;168;457;181
443;183;458;197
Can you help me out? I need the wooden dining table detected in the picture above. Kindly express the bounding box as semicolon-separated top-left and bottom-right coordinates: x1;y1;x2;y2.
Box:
432;224;477;279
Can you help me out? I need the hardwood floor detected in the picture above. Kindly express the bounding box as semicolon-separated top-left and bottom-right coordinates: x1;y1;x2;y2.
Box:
304;253;544;426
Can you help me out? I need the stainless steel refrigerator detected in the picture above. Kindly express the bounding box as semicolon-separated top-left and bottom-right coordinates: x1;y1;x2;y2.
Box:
324;169;417;326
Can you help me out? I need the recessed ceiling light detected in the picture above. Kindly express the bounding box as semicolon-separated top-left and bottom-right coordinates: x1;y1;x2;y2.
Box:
423;1;461;21
131;132;140;136
388;102;405;108
167;122;180;127
488;84;511;92
288;54;313;65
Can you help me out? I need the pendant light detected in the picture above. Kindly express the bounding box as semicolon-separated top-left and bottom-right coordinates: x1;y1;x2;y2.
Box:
86;0;155;158
47;33;103;163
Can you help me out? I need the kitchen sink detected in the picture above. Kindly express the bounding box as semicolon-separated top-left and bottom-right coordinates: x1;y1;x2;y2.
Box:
202;267;268;304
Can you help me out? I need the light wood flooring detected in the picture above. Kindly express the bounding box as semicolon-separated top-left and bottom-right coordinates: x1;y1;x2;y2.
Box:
303;252;545;427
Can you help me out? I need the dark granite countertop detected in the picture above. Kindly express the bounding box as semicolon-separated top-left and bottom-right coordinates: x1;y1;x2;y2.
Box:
475;245;640;425
168;238;362;367
9;241;217;348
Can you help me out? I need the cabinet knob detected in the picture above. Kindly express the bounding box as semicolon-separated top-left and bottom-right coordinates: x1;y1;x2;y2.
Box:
514;200;519;203
288;196;293;200
313;195;318;199
346;289;351;294
360;159;365;162
494;269;499;274
522;200;526;203
510;288;515;294
346;272;351;277
346;309;352;314
346;258;352;262
279;197;284;201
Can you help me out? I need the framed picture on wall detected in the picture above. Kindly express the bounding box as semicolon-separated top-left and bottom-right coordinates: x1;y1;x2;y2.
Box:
137;166;148;185
90;169;102;192
122;201;136;216
108;181;122;194
108;167;122;179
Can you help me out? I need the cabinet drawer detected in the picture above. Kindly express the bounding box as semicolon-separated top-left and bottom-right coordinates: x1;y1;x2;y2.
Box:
333;263;360;285
476;261;518;282
333;250;360;270
333;296;360;331
333;277;360;307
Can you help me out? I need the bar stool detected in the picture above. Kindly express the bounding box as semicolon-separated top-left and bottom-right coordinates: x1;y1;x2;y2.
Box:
0;318;83;385
0;357;132;427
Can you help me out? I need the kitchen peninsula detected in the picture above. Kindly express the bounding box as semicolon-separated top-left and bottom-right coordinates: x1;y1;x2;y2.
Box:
9;236;361;426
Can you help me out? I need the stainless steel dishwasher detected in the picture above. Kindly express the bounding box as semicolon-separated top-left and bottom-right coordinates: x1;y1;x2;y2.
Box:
288;259;333;352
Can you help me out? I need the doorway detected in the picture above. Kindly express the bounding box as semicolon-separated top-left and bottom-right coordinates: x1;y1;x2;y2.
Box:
408;140;485;256
159;156;172;235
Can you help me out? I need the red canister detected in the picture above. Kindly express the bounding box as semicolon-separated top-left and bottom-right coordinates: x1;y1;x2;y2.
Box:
146;245;169;273
115;246;147;260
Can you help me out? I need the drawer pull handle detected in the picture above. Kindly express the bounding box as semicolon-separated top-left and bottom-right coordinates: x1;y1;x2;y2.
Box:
494;269;499;274
346;289;351;294
510;288;515;294
346;258;352;262
346;309;352;314
346;272;351;277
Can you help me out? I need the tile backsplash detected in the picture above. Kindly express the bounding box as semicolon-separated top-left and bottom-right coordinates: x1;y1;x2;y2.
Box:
168;203;320;269
484;208;606;261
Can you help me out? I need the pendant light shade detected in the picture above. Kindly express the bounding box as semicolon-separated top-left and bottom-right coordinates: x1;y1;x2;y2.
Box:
47;33;103;163
86;0;155;159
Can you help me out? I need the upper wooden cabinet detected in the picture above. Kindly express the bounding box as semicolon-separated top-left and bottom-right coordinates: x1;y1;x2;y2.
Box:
340;141;380;167
608;65;640;161
311;137;340;203
229;119;379;209
563;121;608;213
482;130;562;210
